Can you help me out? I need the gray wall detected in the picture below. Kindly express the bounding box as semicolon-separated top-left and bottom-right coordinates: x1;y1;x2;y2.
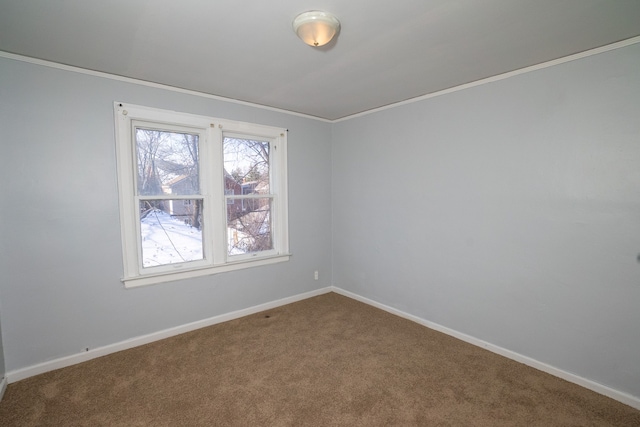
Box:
1;42;639;402
0;311;4;382
332;43;640;398
0;56;332;372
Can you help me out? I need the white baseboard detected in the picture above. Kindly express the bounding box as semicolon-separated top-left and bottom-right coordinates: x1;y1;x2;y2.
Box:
6;285;639;411
0;377;7;402
331;286;640;411
6;286;332;384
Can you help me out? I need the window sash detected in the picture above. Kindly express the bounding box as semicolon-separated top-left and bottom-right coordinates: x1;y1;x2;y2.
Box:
137;198;207;271
132;123;202;197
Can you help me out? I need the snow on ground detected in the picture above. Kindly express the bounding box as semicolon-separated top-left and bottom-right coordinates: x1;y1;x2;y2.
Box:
140;210;203;267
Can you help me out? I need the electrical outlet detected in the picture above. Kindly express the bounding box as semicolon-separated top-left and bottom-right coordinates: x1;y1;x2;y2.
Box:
314;270;319;280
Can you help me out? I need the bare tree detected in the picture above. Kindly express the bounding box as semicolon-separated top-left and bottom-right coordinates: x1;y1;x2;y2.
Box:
229;207;272;253
136;129;165;196
135;129;203;228
223;138;269;187
223;137;273;254
182;134;201;229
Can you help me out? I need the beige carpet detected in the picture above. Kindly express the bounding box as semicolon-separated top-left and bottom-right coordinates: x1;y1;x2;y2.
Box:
0;292;638;426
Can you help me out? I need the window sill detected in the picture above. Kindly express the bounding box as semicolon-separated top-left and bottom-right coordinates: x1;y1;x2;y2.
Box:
122;254;291;289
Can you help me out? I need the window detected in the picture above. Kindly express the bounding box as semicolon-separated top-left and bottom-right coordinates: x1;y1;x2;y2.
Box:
224;188;235;205
114;103;289;287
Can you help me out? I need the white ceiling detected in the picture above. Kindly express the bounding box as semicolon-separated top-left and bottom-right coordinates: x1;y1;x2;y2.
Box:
1;0;639;120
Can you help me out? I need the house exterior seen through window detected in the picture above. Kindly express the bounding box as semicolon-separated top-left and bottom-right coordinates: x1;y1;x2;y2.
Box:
114;103;289;288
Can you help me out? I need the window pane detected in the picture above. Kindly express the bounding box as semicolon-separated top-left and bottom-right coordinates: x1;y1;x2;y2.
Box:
223;137;270;195
227;198;272;255
140;200;204;267
135;128;199;196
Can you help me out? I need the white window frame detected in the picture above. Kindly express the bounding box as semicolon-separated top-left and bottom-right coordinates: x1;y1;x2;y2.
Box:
114;103;290;288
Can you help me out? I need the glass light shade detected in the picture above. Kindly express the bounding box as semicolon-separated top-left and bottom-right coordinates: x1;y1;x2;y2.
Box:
292;11;340;47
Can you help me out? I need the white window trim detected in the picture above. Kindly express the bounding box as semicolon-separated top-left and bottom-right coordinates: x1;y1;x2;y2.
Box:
114;102;290;288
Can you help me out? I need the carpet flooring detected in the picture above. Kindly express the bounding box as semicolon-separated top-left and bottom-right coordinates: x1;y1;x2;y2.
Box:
0;292;638;426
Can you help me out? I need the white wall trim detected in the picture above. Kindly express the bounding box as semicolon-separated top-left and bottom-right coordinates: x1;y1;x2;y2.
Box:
0;377;7;402
333;35;640;122
0;51;332;123
5;287;332;384
5;285;639;410
331;286;640;411
2;36;639;124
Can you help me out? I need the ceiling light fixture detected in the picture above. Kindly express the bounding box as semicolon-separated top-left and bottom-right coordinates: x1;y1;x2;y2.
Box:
292;10;340;47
